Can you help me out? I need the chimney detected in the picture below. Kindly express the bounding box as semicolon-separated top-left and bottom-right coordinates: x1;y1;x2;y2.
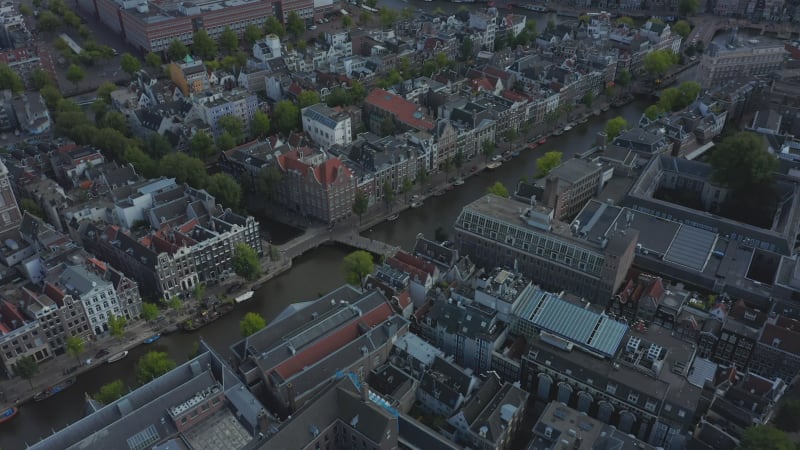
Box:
361;381;369;402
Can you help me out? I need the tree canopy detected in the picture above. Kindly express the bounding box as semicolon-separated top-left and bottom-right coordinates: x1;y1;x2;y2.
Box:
251;110;271;138
189;130;217;160
774;399;800;432
273;100;300;134
352;190;368;223
487;181;510;198
14;355;39;387
136;351;176;384
709;132;777;191
605;116;629;142
66;336;84;363
108;314;127;339
206;173;242;210
739;425;795;450
240;312;266;337
298;90;321;109
535;151;563;178
120;53;141;75
218;115;245;144
219;27;239;53
141;302;159;321
643;50;678;77
95;380;126;404
167;40;189;61
233;243;261;281
343;250;374;286
145;51;162;67
192;30;217;60
672;20;691;40
0;64;24;93
286;12;305;38
679;0;700;15
160;153;208;188
263;16;286;39
66;64;86;88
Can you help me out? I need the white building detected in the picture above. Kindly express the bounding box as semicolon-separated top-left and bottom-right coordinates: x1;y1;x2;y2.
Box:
59;265;124;336
301;103;353;149
469;12;497;51
253;34;282;62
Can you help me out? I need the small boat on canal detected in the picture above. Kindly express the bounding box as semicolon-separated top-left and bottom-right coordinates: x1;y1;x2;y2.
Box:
0;406;18;424
107;350;129;363
33;377;76;402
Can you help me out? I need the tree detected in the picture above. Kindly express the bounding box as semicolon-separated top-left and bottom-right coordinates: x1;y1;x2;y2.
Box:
678;0;699;15
13;355;39;387
0;65;23;93
65;336;84;364
343;250;374;286
240;312;266;337
673;20;691;40
251;110;271;138
504;128;518;152
96;81;117;104
219;27;238;53
454;150;464;176
141;302;159;322
95;380;126;404
255;166;282;199
218;115;245;143
136;351;176;384
582;91;595;108
774;400;800;432
535;151;563;178
263;16;285;39
168;296;182;310
206;173;242;210
144;52;162;68
192;29;217;60
644;104;663;120
352;190;368;224
233;243;261;281
243;24;263;46
459;36;474;61
120;53;141;75
709;132;777;191
605;116;629;142
189;130;216;160
482;139;496;162
617;69;632;87
739;425;794;450
359;11;372;26
66;64;86;89
379;7;398;29
273;100;300;134
342;15;354;30
382;180;395;209
401;177;413;202
20;198;43;218
37;10;61;32
487;181;510;198
416;166;429;191
30;68;53;90
167;40;189;61
616;16;635;27
287;11;305;38
298;90;320;109
108;314;127;339
193;283;206;300
643;49;678;78
160;153;208;188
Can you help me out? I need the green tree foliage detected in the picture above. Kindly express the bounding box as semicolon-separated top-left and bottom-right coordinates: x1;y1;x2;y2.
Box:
218;115;245;144
219;27;239;53
643;50;679;77
13;355;39;387
144;133;172;159
189;130;217;160
679;0;700;15
19;198;43;218
616;16;635;27
342;15;354;30
136;351;176;384
644;104;662;120
0;65;23;93
66;64;86;88
168;296;182;310
774;399;800;432
536;151;563;178
401;177;413;201
487;181;510;198
352;190;368;223
582;91;595;107
192;30;217;60
286;12;305;38
19;4;32;16
255;166;282;199
297;90;320;109
343;250;374;286
359;11;372;27
125;146;158;178
233;243;261;280
100;110;129;135
97;81;117;104
160;153;208;188
141;302;159;321
37;10;61;32
167;40;189;61
657;81;701;112
120;53;141;75
206;173;242;210
672;20;691;40
605;116;629;142
482;139;496;162
709;132;777;191
66;336;84;363
108;314;127;339
617;69;632;87
379;7;398;29
377;70;403;89
738;425;794;450
244;24;263;45
145;52;162;67
251;110;271;138
30;68;53;90
460;36;474;61
95;380;126;404
263;16;286;39
273;100;300;134
382;180;395;207
240;312;266;337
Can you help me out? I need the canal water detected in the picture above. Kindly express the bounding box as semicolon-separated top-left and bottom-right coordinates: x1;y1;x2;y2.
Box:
0;93;647;450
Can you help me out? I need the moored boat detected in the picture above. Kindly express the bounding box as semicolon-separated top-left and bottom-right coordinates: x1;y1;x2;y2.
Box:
107;350;129;363
538;137;547;145
181;302;235;332
453;178;465;186
0;406;18;424
410;200;424;208
143;334;161;344
487;161;502;170
33;377;76;402
234;291;254;303
386;213;400;221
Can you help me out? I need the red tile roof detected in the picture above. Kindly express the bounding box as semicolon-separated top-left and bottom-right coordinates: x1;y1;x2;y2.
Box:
387;256;428;283
271;302;393;379
365;89;435;132
759;319;800;355
394;251;436;277
44;281;65;305
469;78;495;92
502;90;529;102
277;150;352;187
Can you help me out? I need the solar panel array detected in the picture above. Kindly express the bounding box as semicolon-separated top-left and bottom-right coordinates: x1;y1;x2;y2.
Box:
514;288;627;357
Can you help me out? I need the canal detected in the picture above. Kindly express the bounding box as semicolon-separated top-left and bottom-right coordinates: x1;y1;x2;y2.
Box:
0;102;647;449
